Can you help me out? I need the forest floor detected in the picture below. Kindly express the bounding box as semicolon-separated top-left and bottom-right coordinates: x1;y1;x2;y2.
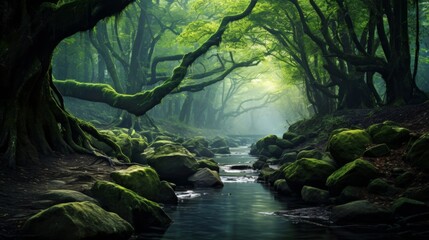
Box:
0;101;428;239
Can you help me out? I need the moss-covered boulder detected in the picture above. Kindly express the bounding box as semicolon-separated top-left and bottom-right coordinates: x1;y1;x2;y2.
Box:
210;137;229;148
258;166;277;182
110;166;177;204
267;164;290;185
392;197;429;217
91;181;172;232
367;178;399;197
276;138;294;149
256;135;278;150
188;168;223;188
395;171;415;188
367;122;411;148
331;200;393;224
291;135;306;146
183;136;214;157
283;158;336;192
211;147;231;154
301;186;330;204
149;140;179;149
406;133;429;170
403;185;429;201
326;158;379;194
282;132;298;141
22;201;133;240
327;129;372;165
39;190;98;206
197;159;220;172
267;145;283;158
252;159;268;170
274;179;293;196
337;186;366;204
363;143;390;157
146;144;199;185
279;152;297;164
296;149;323;160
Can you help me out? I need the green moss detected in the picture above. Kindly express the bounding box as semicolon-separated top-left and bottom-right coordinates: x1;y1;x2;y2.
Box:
367;122;410;148
256;134;278;149
301;185;330;204
406;133;429;170
326;158;379;194
91;181;172;232
328;129;372;165
22;201;133;240
110;165;177;204
283;158;336;192
198;159;220;172
296;149;323;160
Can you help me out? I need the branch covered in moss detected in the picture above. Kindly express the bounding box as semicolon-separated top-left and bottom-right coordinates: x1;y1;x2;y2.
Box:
55;0;258;116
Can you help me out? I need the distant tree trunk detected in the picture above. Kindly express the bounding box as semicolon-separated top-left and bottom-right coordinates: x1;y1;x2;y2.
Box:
179;94;193;124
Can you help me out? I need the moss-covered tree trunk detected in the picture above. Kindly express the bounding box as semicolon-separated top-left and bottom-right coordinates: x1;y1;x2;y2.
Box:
0;0;135;167
0;0;258;167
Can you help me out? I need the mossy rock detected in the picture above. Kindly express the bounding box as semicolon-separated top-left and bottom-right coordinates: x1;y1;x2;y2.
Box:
301;186;330;204
258;166;277;182
291;135;306;146
282;132;299;141
403;185;429;201
279;152;297;164
252;160;268;170
210;137;229;148
91;181;172;232
327;129;372;165
188;168;223;188
296;149;323;160
146;144;199;185
331;200;393;224
363;144;390;157
274;179;292;196
326;158;379;194
395;171;415;188
183;136;209;148
392;197;429;217
256;135;278;150
267;163;290;185
337;186;366;204
276;139;294;149
406;133;429;170
367;178;398;197
149;140;179;149
110;166;177;204
367;122;411;148
283;158;336;192
198;159;220;172
22;201;133;240
211;147;231;154
38;190;98;206
267;145;283;158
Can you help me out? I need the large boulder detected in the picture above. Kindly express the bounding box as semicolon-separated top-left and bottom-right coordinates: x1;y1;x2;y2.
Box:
363;144;391;157
274;179;293;196
367;122;411;148
392;197;429;217
326;158;379;194
327;129;372;165
367;178;398;197
183;136;214;158
283;158;336;192
296;149;323;160
146;144;199;185
282;132;299;141
197;159;220;172
91;181;172;232
38;189;98;206
276;138;294;149
267;145;283;158
301;185;330;204
188;168;223;188
406;133;429;170
256;135;278;149
110;166;177;204
149;140;179;149
210;137;229;148
22;201;133;240
331;200;392;224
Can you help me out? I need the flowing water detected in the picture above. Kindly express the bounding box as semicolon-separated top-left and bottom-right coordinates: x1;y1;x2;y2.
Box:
137;147;401;240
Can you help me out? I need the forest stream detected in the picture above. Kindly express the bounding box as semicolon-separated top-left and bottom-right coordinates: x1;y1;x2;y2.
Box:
136;147;402;240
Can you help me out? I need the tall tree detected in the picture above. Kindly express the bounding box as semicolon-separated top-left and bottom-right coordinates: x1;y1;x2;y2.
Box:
0;0;258;167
